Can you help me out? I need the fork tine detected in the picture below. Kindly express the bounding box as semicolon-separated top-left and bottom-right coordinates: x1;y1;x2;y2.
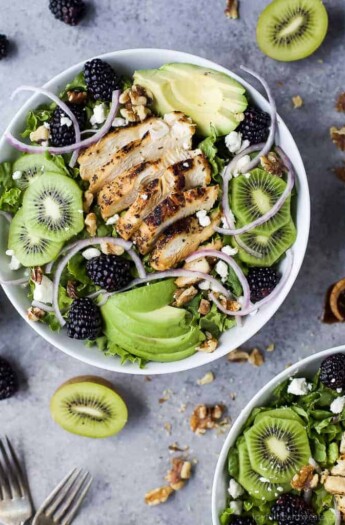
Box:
36;468;79;515
0;455;11;500
61;474;92;525
53;471;90;522
0;438;15;499
5;436;27;497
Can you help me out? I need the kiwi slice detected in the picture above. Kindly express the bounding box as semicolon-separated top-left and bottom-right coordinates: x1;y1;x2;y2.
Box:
50;376;128;439
233;219;297;267
231;169;291;234
238;441;289;501
8;209;63;267
245;416;311;484
256;0;328;62
12;154;65;190
22;173;84;242
254;408;304;426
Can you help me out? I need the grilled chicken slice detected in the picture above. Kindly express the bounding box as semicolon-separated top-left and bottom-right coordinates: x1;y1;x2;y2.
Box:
78;118;157;181
98;148;201;219
133;185;219;255
88;113;196;194
116;154;212;240
150;211;222;270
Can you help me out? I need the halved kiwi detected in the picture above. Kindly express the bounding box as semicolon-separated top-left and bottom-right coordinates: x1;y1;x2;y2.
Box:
245;416;311;484
12;153;65;190
22;173;84;242
233;219;297;267
8;209;63;267
237;441;290;501
254;407;304;426
256;0;328;62
231;169;291;234
50;376;128;438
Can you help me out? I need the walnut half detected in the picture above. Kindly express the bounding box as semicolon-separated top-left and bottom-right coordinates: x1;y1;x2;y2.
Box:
165;458;192;490
190;404;225;435
144;486;174;506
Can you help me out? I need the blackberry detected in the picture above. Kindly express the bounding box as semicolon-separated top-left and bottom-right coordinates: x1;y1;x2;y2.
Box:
238;106;271;145
86;254;132;292
84;59;121;101
49;103;86;147
0;35;9;60
67;298;102;340
229;518;256;525
270;494;318;525
0;357;18;400
49;0;86;25
247;267;280;303
320;354;345;390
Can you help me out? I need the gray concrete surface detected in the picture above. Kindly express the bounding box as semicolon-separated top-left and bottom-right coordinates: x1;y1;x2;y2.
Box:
0;0;345;523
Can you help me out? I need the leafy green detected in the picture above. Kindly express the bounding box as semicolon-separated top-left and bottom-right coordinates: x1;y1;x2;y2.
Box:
199;125;225;181
21;105;54;138
105;341;147;368
60;72;87;98
0;162;22;213
186;294;236;338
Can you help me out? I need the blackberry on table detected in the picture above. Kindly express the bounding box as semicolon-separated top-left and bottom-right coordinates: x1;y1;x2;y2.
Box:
84;58;121;101
86;254;132;292
67;298;102;340
320;353;345;390
0;357;18;400
247;267;280;303
238;106;271;145
0;35;9;60
229;518;256;525
49;103;86;147
270;494;318;525
49;0;86;25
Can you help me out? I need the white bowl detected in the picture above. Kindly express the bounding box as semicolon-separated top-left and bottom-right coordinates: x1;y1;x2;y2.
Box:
0;48;310;375
212;345;345;524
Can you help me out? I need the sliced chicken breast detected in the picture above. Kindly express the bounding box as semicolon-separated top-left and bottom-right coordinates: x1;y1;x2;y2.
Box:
133;185;219;255
98;148;201;218
116;154;212;240
88;113;196;194
150;211;222;271
78;118;157;181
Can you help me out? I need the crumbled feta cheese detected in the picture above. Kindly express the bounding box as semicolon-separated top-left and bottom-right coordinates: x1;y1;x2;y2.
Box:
222;245;238;256
215;260;228;282
288;377;309;396
112;117;127;127
9;254;21;271
90;104;106;126
330;396;345;414
33;275;54;304
82;248;101;260
235;155;251;175
228;479;244;499
43;122;50;130
141;194;148;201
196;210;211;227
230;501;242;515
198;280;210;291
221;212;236;228
12;170;22;181
244;173;251;179
5;250;14;257
225;131;242;154
60;116;73;128
41;141;49;147
337;388;343;394
105;214;119;225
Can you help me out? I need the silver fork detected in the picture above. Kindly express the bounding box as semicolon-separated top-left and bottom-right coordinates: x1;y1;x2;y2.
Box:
0;436;33;525
32;469;92;525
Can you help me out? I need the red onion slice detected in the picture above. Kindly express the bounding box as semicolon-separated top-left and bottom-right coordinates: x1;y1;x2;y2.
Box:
216;146;295;236
185;249;251;309
0;211;13;222
5;90;120;157
239;66;277;173
0;277;29;286
52;236;139;326
209;251;293;317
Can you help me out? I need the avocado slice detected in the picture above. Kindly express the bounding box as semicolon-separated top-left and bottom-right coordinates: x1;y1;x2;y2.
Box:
105;279;176;312
134;63;248;136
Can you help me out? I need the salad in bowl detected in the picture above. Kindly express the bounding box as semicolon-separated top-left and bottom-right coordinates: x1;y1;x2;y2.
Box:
0;49;308;372
213;347;345;525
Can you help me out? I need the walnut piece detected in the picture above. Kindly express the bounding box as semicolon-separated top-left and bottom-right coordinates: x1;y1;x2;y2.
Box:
334;164;345;183
266;343;275;352
291;465;319;490
190;404;225;434
30;125;50;144
260;152;286;177
248;348;265;367
292;95;303;109
225;0;239;19
31;267;43;284
144;486;174;506
228;349;250;363
100;241;125;256
27;307;45;322
336;93;345;112
66;280;78;299
165;457;192;490
173;286;198;307
83;191;93;212
198;298;211;316
196;337;218;353
330;126;345;151
197;371;215;385
67;90;87;104
119;85;153;123
85;212;97;237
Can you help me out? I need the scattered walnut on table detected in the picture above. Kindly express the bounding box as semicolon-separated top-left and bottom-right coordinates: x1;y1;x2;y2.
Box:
334;164;345;183
225;0;239;19
144;486;174;506
165;457;192;490
190;403;225;435
228;347;265;367
292;95;303;109
197;371;215;385
227;348;250;363
336;93;345;112
330;126;345;151
248;348;265;367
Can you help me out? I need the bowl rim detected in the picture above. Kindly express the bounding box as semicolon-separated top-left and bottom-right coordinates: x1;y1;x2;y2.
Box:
0;47;310;375
211;344;345;524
